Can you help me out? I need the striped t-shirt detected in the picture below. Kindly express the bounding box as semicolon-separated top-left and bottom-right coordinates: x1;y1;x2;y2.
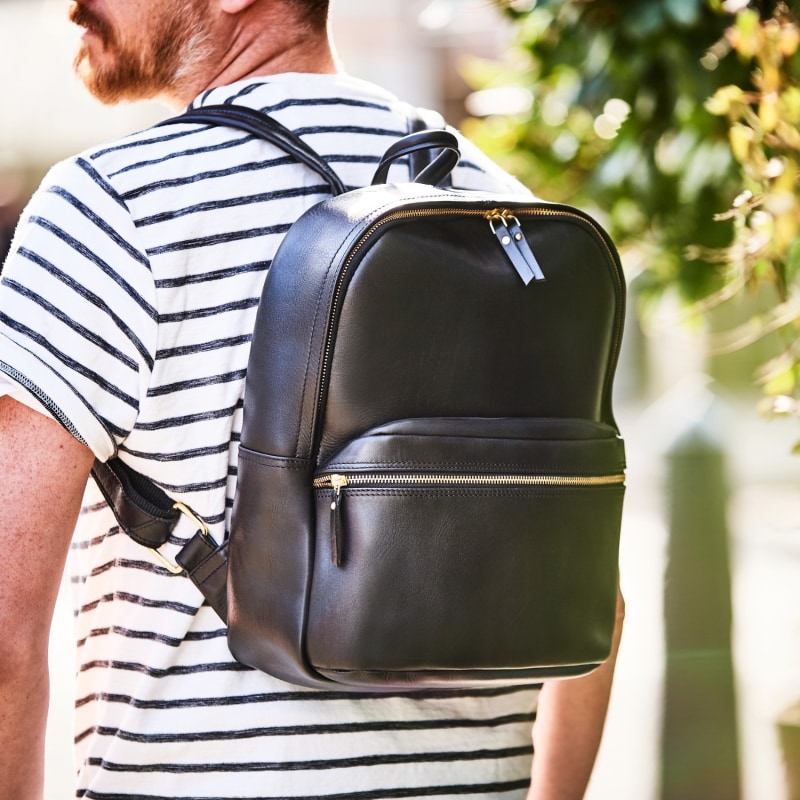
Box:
0;73;541;800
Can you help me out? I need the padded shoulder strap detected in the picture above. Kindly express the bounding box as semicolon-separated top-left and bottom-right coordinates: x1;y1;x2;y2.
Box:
160;104;348;196
91;459;179;548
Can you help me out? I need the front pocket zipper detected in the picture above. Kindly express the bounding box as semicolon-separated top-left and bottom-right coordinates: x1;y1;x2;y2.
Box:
313;471;626;567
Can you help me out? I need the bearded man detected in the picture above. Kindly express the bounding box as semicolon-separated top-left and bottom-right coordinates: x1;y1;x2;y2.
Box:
0;1;623;798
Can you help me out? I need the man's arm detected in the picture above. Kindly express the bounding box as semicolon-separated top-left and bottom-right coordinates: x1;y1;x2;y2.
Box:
527;589;625;800
0;395;94;800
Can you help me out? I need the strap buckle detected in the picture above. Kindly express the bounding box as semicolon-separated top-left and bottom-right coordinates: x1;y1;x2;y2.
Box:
150;502;210;575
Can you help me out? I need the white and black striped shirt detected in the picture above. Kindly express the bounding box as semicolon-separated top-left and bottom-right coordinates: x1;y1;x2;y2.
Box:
0;73;540;800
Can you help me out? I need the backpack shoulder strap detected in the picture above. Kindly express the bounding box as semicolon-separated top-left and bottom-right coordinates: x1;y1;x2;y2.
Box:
90;458;229;620
159;103;348;196
91;104;350;617
93;102;453;619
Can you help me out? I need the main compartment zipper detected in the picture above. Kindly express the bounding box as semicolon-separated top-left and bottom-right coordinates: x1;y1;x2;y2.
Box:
313;471;626;567
315;205;625;436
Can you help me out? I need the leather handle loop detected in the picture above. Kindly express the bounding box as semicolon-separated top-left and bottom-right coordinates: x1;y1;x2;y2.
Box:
371;130;460;187
160;104;348;196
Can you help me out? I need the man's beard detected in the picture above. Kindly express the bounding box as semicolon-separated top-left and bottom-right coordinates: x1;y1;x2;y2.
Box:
70;1;214;104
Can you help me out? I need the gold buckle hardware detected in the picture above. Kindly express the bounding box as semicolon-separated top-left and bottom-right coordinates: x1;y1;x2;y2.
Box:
150;502;210;575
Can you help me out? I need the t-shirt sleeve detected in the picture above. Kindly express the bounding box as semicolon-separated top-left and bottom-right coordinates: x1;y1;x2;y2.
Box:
0;372;55;419
0;156;157;461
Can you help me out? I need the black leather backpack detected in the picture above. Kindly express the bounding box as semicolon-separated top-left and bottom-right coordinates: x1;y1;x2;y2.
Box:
94;105;626;691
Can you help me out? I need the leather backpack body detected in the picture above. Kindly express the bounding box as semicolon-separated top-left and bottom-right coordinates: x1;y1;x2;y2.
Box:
94;106;626;691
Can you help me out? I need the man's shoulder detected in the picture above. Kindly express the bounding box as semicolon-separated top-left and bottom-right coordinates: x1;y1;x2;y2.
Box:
18;127;175;229
66;74;401;192
51;73;532;204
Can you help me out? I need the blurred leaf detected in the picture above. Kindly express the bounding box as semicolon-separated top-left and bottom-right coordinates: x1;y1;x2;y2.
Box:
665;0;704;27
481;0;800;447
763;366;797;396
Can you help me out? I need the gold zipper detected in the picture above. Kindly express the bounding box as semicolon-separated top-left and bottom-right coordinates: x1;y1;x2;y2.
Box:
314;472;626;490
316;468;625;567
314;205;624;427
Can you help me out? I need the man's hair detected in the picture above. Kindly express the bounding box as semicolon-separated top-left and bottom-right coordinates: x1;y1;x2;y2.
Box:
288;0;330;30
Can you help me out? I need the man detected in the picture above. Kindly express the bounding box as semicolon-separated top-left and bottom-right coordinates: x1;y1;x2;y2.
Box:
0;1;624;798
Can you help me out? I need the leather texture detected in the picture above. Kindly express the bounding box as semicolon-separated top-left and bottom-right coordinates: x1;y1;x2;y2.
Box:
407;108;453;188
175;534;230;622
323;417;626;476
92;459;229;618
236;186;624;465
90;459;179;548
228;178;627;689
371;130;460;186
307;482;623;679
303;415;625;684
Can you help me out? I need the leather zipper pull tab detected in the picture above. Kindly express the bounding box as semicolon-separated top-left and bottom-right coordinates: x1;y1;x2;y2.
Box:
487;210;546;285
506;215;546;282
329;475;347;567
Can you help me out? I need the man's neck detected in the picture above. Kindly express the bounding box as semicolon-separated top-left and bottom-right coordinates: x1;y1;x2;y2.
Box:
163;9;341;109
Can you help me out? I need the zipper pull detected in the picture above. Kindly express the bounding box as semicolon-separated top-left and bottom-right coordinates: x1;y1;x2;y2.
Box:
505;214;546;282
329;474;348;567
486;209;546;285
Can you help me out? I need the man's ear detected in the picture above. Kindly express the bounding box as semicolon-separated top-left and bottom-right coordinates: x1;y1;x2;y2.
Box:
219;0;259;13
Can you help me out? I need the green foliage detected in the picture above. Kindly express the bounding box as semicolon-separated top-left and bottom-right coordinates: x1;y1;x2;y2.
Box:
463;0;751;305
464;0;800;426
701;5;800;415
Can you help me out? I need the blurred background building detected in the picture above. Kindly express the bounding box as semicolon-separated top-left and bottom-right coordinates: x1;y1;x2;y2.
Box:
1;1;799;798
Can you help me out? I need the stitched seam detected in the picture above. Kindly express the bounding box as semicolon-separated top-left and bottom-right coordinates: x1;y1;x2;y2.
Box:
126;517;175;534
359;431;615;443
295;258;334;458
194;556;227;584
238;451;311;469
313;488;622;498
324;460;625;471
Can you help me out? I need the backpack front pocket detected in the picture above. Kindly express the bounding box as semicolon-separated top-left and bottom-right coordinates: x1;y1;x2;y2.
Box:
306;416;625;685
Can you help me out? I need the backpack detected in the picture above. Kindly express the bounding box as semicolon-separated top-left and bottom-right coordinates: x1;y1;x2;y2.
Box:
93;105;626;691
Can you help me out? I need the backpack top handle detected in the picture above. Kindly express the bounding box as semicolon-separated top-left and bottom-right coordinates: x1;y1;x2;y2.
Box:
371;129;460;187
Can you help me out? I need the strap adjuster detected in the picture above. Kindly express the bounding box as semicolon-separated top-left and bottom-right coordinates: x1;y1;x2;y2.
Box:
150;502;210;575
